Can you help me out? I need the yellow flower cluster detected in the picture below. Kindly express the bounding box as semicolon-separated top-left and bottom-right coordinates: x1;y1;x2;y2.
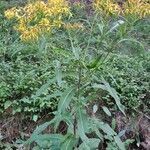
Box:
4;0;71;41
93;0;150;18
93;0;121;16
123;0;150;18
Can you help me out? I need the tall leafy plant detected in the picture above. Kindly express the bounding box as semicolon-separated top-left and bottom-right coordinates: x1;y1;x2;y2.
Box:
23;22;126;149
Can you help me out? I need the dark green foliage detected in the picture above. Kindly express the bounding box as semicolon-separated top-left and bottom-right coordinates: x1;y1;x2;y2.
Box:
100;53;150;111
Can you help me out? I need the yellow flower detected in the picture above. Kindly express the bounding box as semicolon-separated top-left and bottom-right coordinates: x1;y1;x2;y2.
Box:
4;0;71;42
4;8;17;19
20;27;39;41
93;0;150;18
39;18;50;27
93;0;121;16
15;18;27;32
53;19;63;28
123;0;150;18
38;18;51;31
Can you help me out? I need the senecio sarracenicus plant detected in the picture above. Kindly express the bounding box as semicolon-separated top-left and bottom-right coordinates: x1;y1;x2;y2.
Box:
4;0;71;41
93;0;150;18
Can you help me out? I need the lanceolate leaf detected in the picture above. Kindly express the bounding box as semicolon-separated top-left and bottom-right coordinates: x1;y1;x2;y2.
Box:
102;78;125;115
25;120;56;145
53;111;74;132
92;80;125;115
33;77;56;99
114;135;125;150
88;138;100;149
118;38;145;51
78;142;90;150
61;134;77;150
35;134;63;149
33;120;55;135
55;60;62;87
99;123;116;136
58;87;75;113
93;118;116;136
102;106;111;117
79;138;100;150
77;108;89;141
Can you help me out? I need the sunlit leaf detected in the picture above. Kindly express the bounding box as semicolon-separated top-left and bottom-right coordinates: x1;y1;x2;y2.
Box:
58;87;75;113
102;106;111;117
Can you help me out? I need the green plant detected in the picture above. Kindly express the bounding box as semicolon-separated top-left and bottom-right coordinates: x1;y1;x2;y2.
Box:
19;19;130;149
22;53;149;149
98;53;150;111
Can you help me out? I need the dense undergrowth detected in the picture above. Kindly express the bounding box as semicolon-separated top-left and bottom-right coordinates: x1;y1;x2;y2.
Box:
0;0;150;149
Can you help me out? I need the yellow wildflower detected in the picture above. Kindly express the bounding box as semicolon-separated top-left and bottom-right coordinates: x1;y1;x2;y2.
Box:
4;8;17;19
93;0;150;18
20;27;39;41
123;0;150;18
4;0;71;42
93;0;121;16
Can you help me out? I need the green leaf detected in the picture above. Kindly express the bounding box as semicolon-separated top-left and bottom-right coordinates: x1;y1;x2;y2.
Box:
93;80;125;115
111;118;116;130
33;120;55;135
78;142;90;150
114;136;125;150
54;60;62;87
52;46;71;58
98;23;104;34
53;111;73;132
107;20;125;34
25;120;56;145
118;130;126;138
33;77;55;99
77;108;89;141
61;134;77;150
88;138;100;149
118;38;145;51
58;87;75;113
35;134;63;149
33;115;38;122
93;104;98;114
102;78;125;115
99;123;116;136
94;128;103;140
93;119;116;136
102;106;111;117
92;83;106;91
72;47;80;60
86;55;102;69
79;138;100;150
4;101;12;109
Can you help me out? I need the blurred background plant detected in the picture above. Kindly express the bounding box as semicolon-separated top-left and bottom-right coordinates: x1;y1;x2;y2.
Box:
93;0;150;19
